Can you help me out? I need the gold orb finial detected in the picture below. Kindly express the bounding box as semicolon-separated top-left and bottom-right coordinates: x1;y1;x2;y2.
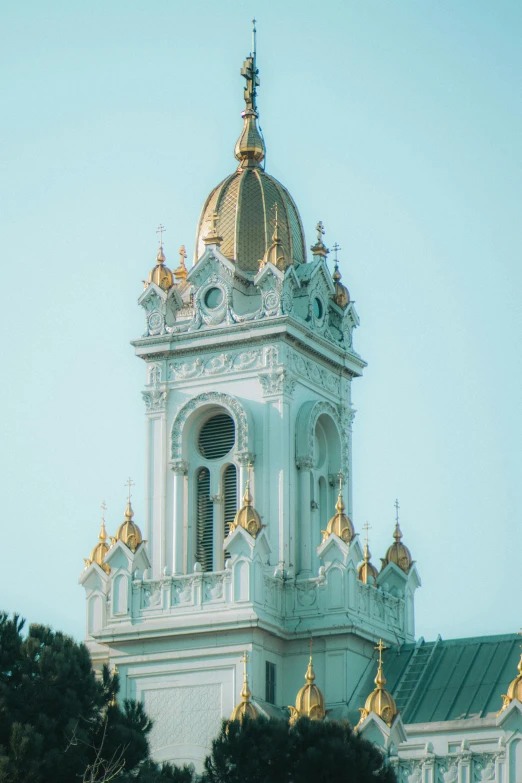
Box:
174;245;188;283
84;501;111;574
498;632;522;714
147;228;173;291
230;463;262;538
321;472;355;544
231;651;258;721
381;499;413;573
358;522;378;584
288;638;325;725
357;639;398;728
114;479;143;553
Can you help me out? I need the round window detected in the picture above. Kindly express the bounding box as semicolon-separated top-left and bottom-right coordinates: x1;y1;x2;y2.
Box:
313;297;323;319
198;413;235;459
204;287;223;310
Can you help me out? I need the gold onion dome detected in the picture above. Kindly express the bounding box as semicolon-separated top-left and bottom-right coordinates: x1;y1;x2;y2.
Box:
358;640;398;728
382;520;413;574
85;520;110;574
358;544;379;584
322;480;355;544
288;647;325;725
231;652;258;722
194;32;306;272
332;261;350;309
499;651;522;714
230;473;262;538
115;501;143;553
148;245;174;291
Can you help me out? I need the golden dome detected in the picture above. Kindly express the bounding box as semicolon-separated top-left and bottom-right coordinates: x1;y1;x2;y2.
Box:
231;652;258;722
382;521;412;574
115;501;143;553
321;481;355;544
230;475;262;539
357;640;398;728
499;651;522;714
288;649;325;725
358;544;379;585
84;521;110;574
194;46;306;272
148;246;174;291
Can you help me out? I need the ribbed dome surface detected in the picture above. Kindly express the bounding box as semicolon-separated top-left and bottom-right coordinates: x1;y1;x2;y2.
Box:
194;167;306;273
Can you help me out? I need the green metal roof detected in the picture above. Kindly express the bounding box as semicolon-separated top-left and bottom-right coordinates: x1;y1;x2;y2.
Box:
346;633;520;725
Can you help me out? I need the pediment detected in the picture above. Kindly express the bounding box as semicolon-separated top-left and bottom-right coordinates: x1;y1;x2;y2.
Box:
224;525;255;559
79;561;109;589
497;699;522;729
188;247;239;288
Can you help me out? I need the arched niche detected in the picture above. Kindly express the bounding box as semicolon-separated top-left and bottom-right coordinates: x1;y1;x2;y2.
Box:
88;594;103;634
295;400;345;474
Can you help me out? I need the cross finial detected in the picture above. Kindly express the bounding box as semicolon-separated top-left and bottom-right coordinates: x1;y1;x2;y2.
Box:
332;242;341;262
309;636;313;659
252;18;257;61
375;639;386;666
209;211;219;233
316;221;325;242
101;500;107;522
241;650;250;667
394;498;400;525
337;470;344;491
125;478;135;503
363;521;371;547
156;224;166;246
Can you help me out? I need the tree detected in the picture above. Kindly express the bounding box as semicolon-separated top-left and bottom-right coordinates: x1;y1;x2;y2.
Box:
202;715;397;783
0;612;188;783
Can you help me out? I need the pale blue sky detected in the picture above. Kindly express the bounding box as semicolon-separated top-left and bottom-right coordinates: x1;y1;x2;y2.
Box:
1;0;520;642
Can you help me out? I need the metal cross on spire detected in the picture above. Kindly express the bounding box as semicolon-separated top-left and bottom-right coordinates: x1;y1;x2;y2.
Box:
101;500;107;522
375;639;387;666
315;221;325;242
363;521;372;547
309;636;313;658
156;224;166;246
241;22;260;113
209;210;219;233
125;478;135;503
394;498;400;525
332;242;342;263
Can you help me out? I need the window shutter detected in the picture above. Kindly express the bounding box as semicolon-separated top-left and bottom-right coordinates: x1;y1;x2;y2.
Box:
196;468;213;572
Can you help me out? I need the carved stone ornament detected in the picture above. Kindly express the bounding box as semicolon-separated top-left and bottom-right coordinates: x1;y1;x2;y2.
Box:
169;348;264;381
170;459;188;475
259;369;296;398
171;391;252;461
142;389;167;414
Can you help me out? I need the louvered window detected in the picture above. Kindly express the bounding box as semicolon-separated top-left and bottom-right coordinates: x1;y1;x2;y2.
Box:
266;661;276;704
196;468;213;572
222;464;237;557
198;414;235;459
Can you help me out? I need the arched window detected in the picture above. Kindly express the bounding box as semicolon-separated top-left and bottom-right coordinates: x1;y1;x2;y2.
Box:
191;411;239;572
196;467;213;572
222;463;237;559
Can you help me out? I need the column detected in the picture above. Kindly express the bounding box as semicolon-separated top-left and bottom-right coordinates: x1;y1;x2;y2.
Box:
297;458;313;576
170;460;188;574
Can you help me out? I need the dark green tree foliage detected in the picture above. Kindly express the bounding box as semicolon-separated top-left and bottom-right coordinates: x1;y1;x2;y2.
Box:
202;715;397;783
121;759;196;782
0;612;184;783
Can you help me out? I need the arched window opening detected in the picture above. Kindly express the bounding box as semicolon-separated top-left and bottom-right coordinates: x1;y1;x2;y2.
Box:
222;464;238;557
318;476;327;544
196;468;213;571
198;413;235;459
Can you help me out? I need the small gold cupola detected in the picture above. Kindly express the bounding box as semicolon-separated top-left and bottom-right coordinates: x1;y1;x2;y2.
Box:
260;203;289;270
381;499;412;574
84;502;111;574
114;479;144;553
229;465;262;538
231;651;258;721
331;243;350;309
357;640;398;727
321;474;355;544
310;220;329;258
173;245;188;284
147;225;174;291
499;641;522;714
288;640;326;725
358;523;379;584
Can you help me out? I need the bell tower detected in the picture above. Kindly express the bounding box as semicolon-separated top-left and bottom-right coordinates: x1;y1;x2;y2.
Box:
80;28;420;769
